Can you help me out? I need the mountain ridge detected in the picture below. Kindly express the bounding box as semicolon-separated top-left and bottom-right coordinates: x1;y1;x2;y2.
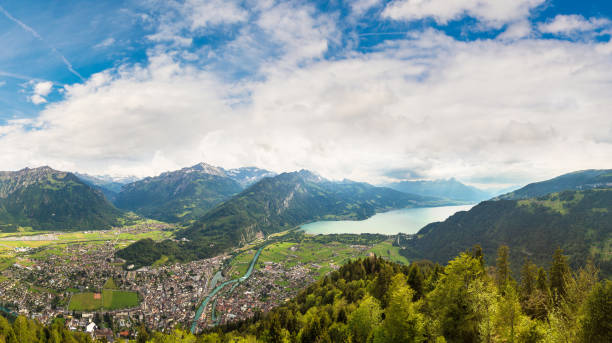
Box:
0;166;122;231
385;177;491;202
495;169;612;200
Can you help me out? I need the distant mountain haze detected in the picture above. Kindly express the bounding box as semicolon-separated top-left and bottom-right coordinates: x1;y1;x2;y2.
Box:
385;178;492;202
74;172;140;202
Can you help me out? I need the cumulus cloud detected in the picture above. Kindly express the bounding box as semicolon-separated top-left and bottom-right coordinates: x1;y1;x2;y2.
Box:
1;1;612;187
29;81;53;105
146;0;248;46
538;15;611;37
382;0;545;28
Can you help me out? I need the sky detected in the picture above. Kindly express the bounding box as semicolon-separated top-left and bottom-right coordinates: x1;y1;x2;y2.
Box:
0;0;611;189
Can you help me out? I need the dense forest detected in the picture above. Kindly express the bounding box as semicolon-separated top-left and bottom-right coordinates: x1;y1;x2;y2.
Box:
5;247;610;342
400;189;612;277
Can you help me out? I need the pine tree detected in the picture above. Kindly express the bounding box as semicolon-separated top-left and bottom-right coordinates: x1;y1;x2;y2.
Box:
549;248;570;302
407;264;425;301
495;245;510;291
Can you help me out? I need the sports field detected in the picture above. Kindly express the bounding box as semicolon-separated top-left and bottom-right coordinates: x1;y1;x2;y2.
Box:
68;288;139;311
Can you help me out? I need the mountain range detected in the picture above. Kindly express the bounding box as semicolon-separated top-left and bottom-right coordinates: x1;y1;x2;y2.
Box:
397;169;612;276
494;169;612;200
117;170;450;268
0;167;121;231
385;178;492;202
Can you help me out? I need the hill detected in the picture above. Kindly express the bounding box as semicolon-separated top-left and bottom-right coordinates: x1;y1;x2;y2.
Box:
397;188;612;276
386;178;491;202
117;170;449;267
113;163;243;222
496;169;612;200
0;167;122;231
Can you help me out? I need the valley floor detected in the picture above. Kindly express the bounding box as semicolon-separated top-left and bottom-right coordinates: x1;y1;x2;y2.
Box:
0;223;402;337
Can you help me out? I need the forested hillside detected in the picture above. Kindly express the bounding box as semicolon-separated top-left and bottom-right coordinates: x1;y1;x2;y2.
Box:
117;170;447;268
398;189;612;277
0;167;122;231
29;247;611;342
496;169;612;200
114;163;243;223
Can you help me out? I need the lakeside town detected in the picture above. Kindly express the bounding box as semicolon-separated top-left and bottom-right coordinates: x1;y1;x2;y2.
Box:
0;232;362;340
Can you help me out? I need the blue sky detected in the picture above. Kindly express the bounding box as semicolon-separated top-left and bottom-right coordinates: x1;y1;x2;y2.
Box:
1;0;612;187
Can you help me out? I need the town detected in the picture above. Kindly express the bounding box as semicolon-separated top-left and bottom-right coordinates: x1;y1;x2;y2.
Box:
0;231;369;340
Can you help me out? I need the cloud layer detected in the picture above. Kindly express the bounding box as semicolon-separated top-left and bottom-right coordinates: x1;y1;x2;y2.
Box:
1;0;611;187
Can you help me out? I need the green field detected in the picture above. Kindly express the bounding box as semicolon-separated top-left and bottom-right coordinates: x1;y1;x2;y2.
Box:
102;289;139;310
103;277;118;290
68;292;103;311
68;289;139;311
228;240;381;278
367;241;410;265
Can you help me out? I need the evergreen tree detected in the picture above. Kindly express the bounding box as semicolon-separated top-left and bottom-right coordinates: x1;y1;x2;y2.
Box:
407;264;425;301
549;248;570;302
495;245;510;291
428;253;485;342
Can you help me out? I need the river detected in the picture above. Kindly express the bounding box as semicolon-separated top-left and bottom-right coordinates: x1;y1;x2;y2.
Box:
190;245;265;333
300;204;474;235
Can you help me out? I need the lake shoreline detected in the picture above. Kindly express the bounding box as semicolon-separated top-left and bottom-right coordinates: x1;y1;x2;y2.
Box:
300;204;475;235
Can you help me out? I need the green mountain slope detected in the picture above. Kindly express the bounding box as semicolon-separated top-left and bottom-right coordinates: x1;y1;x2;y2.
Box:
114;163;243;223
496;169;612;200
386;178;491;202
398;188;612;276
179;170;443;244
117;170;449;267
0;167;122;231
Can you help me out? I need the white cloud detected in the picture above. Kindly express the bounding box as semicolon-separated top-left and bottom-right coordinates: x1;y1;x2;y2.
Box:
94;37;115;49
2;3;612;187
382;0;546;28
498;20;532;40
538;15;611;37
3;29;612;186
351;0;381;15
29;81;53;105
146;0;248;46
0;81;5;87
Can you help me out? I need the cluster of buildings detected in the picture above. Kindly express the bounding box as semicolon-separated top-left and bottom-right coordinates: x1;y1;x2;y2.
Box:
1;233;362;340
126;255;228;330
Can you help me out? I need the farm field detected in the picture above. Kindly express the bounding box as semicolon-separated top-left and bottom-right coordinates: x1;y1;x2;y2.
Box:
227;238;406;278
367;241;410;265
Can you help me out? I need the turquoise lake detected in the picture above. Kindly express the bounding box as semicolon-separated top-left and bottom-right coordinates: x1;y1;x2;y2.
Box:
300;204;475;235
